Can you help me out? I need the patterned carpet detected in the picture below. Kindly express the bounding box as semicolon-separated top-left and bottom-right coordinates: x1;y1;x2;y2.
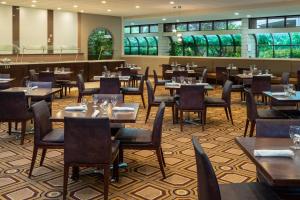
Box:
0;81;257;200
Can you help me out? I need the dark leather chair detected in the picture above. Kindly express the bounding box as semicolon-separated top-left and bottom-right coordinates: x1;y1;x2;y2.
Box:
28;100;64;178
38;71;63;98
251;76;271;103
192;136;280;200
30;81;53;114
216;67;227;85
175;85;205;131
153;69;170;93
116;102;166;178
29;69;38;81
0;73;11;90
0;91;33;144
123;75;146;108
205;80;234;125
202;68;208;83
223;71;244;101
244;89;288;137
63;117;119;200
132;66;149;87
100;77;121;94
269;85;297;110
256;119;300;138
162;64;172;80
281;72;290;85
145;80;175;123
76;73;99;103
66;69;84;94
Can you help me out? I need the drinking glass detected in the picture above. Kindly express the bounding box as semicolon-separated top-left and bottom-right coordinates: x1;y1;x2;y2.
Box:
179;76;184;84
26;81;31;92
46;67;50;72
81;98;88;111
100;99;109;116
188;77;192;85
172;77;176;83
289;126;300;149
111;96;118;107
92;95;98;108
199;77;203;83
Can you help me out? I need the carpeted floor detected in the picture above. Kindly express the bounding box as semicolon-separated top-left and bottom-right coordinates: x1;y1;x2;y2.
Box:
0;81;256;200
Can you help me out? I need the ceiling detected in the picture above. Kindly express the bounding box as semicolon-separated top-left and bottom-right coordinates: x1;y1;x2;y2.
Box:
2;0;300;24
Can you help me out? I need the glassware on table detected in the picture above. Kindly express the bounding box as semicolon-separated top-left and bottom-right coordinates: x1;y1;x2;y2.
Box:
265;69;269;75
81;98;88;111
172;77;176;83
92;95;98;108
100;99;109;115
26;81;31;93
111;96;118;107
179;76;185;84
199;77;203;83
187;77;193;85
46;67;50;72
289;126;300;150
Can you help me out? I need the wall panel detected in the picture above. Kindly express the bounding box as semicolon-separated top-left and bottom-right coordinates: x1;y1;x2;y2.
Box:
0;5;13;54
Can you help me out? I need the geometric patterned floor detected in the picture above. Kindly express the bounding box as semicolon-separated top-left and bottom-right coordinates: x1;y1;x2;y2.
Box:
0;81;257;199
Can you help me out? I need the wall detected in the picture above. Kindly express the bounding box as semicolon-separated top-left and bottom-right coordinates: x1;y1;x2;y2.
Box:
0;5;12;54
80;13;122;60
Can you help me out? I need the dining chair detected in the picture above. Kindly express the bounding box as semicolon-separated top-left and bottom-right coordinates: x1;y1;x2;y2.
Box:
222;71;244;101
201;68;208;83
145;80;175;123
0;73;11;90
29;69;38;81
118;67;132;86
153;69;170;94
0;91;33;144
205;80;234;125
63;117;119;200
29;81;53;113
281;72;290;85
76;73;99;103
256;119;300;138
99;77;121;94
162;64;172;80
123;75;146;108
175;85;206;131
66;69;84;94
39;71;63;98
215;67;227;85
251;75;271;103
116;102;166;178
28;100;64;178
244;89;288;137
192;136;281;200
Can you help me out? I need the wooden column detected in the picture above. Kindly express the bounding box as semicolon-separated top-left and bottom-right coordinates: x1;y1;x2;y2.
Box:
47;10;54;54
12;6;19;54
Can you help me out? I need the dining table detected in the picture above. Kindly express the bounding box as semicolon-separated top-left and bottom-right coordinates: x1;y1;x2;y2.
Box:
165;69;196;75
2;87;62;98
164;82;214;90
235;137;300;199
0;77;15;83
93;75;131;82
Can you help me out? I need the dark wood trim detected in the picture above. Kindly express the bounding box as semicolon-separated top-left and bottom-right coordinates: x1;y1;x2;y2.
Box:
12;6;19;54
47;10;54;54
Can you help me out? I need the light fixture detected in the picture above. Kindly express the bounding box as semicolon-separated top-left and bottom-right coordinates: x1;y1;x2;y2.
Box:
101;0;107;4
80;10;84;13
172;29;177;33
57;7;61;10
73;5;78;8
162;18;166;21
135;5;140;9
234;12;239;16
1;1;7;4
31;4;36;7
170;1;175;4
107;9;112;12
32;0;37;3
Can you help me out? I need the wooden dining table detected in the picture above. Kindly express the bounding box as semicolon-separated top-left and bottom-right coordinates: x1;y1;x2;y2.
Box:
164;82;214;90
0;78;15;83
236;137;300;199
93;75;131;82
165;69;196;75
2;87;62;98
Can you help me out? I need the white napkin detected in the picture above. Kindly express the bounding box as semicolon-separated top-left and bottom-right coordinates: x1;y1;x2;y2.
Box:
0;78;10;81
65;105;86;111
92;110;100;118
112;107;135;112
254;149;294;158
196;83;209;86
166;82;180;86
31;86;38;90
93;76;102;81
271;92;287;96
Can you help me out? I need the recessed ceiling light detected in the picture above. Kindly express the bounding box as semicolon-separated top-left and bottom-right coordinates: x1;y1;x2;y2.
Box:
107;9;112;12
32;0;37;3
170;1;175;4
176;19;180;22
31;4;36;7
80;10;84;13
162;18;166;21
73;5;78;8
57;7;61;10
234;12;239;16
135;5;140;9
101;0;106;4
1;1;7;4
247;14;252;18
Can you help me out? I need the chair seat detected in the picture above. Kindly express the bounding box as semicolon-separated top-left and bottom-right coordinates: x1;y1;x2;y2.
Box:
220;182;280;200
42;128;64;143
154;96;174;104
110;123;125;136
232;84;244;90
258;109;289;119
82;88;99;95
123;87;139;93
205;97;226;105
115;128;152;144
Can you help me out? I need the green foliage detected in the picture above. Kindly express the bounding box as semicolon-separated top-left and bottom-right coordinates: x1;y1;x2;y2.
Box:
88;28;113;60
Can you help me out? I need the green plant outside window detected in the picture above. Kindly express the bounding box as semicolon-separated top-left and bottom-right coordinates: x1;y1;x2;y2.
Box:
124;36;158;55
88;28;113;60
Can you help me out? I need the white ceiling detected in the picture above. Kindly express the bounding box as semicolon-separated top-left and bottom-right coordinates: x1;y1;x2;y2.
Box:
2;0;300;24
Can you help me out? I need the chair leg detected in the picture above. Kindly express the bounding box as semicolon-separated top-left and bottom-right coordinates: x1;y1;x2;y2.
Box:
15;122;18;131
201;111;205;131
156;148;166;179
119;148;124;163
228;106;234;125
63;164;69;200
145;106;152;123
8;122;12;135
113;154;119;182
40;149;47;166
141;94;146;108
224;107;229;121
20;121;26;145
249;121;256;137
154;85;157;94
180;110;183;132
28;146;38;178
103;165;110;200
160;147;166;167
171;105;175;124
244;119;249;137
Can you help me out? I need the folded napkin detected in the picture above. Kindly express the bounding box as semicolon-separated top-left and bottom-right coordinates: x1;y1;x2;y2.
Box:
92;110;100;118
196;83;209;86
93;76;102;80
271;92;287;96
112;107;135;112
166;82;180;86
65;105;86;111
0;78;11;81
31;86;38;90
254;149;294;158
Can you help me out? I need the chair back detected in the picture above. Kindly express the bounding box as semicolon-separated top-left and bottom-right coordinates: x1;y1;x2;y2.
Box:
94;94;123;103
152;102;165;146
138;75;145;93
144;66;149;81
256;119;300;138
173;70;188;78
153;70;159;84
245;89;258;121
29;69;38;81
77;73;85;93
38;72;55;83
216;67;226;83
146;80;155;105
0;91;30;120
179;85;205;110
118;68;131;76
30;81;52;88
64;117;112;164
0;74;11;90
31;100;53;145
202;68;208;83
192;137;222;200
0;74;10;78
162;64;172;80
222;80;232;104
282;72;290;85
251;76;271;94
100;78;120;94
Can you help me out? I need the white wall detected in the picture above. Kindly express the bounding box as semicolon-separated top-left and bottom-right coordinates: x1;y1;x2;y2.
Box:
0;5;12;54
20;7;47;54
53;11;78;54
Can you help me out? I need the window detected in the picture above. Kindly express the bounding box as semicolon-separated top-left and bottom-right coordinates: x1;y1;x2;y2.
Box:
141;25;149;33
146;36;158;55
206;35;221;57
291;32;300;58
150;25;158;33
201;22;213;31
124;27;130;34
219;35;234;57
176;23;188;32
194;35;207;56
88;28;113;60
256;33;273;58
124;36;158;55
228;20;242;30
164;23;175;32
286;16;300;27
137;37;148;55
214;21;226;30
127;37;139;54
169;36;184;56
188;22;200;31
257;18;267;29
124;38;130;55
131;26;140;34
268;17;285;28
183;36;196;56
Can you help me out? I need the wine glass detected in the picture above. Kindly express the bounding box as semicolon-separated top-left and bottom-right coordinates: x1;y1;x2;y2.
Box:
92;95;98;108
172;77;176;83
81;98;87;107
199;77;203;83
289;126;300;150
180;76;184;84
111;96;118;107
